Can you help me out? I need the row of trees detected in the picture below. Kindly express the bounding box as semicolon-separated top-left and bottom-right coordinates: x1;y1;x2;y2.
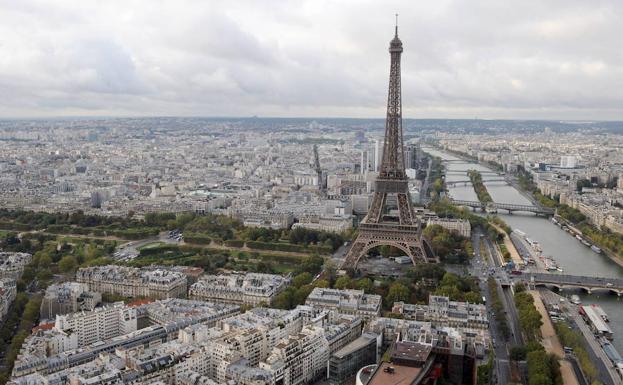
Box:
0;231;52;381
468;170;493;203
553;322;599;383
0;209;145;230
526;349;563;385
579;224;623;257
513;285;543;341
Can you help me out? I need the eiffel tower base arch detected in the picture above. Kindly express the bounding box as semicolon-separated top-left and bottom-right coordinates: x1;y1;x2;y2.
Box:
340;224;437;273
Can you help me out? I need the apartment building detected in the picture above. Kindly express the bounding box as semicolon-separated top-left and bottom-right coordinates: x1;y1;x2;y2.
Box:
40;282;101;320
76;265;187;299
305;288;381;320
54;302;137;346
392;295;489;330
189;272;289;306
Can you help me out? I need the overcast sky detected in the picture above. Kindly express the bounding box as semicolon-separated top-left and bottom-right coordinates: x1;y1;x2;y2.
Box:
1;0;622;120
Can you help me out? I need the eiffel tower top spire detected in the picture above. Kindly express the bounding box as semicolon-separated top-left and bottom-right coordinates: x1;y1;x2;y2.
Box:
379;21;405;179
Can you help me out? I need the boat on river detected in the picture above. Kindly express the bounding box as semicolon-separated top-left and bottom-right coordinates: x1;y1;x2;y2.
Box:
591;245;602;254
513;229;527;238
592;304;609;322
571;295;582;305
526;238;542;252
542;256;562;272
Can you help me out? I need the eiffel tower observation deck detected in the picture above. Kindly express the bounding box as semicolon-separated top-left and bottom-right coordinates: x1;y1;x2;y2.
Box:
341;23;437;272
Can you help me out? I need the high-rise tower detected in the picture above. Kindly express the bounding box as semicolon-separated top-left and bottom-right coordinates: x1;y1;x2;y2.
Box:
341;24;436;270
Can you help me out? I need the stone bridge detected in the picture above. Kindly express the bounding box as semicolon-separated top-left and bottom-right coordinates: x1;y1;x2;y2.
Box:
528;273;623;296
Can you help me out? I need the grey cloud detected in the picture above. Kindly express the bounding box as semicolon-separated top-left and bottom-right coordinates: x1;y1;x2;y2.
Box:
0;0;622;119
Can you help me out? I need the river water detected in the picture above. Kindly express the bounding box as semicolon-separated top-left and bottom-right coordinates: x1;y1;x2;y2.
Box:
425;148;623;352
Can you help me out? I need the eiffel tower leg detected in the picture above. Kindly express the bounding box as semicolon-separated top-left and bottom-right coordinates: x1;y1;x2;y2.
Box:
397;193;413;225
407;242;429;264
367;192;386;224
341;238;368;271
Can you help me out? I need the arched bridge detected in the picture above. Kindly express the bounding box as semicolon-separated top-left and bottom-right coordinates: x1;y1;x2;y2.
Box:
449;199;554;216
445;178;506;187
528;273;623;296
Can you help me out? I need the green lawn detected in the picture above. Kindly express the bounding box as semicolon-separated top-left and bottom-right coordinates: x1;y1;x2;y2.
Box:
137;241;166;251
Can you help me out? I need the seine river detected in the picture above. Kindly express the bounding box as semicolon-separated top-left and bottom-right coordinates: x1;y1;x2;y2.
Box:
424;148;623;352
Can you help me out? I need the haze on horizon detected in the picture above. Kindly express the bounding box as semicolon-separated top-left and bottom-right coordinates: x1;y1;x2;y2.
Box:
1;0;622;121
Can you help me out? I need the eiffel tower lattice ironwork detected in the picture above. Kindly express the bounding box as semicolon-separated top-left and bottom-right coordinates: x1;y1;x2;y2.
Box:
341;24;437;271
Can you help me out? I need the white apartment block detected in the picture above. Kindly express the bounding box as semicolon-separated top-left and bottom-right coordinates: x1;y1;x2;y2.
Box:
54;302;137;346
261;325;330;385
426;217;471;238
189;273;289;306
305;288;381;320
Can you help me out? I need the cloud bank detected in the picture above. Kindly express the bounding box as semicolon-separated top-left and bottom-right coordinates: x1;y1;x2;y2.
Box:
0;0;622;119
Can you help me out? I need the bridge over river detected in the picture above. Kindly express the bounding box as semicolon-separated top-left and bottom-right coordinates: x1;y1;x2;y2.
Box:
528;273;623;295
449;199;555;216
445;178;506;187
445;170;501;176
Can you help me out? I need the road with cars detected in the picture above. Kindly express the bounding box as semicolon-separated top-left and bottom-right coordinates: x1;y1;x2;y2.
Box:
471;229;517;385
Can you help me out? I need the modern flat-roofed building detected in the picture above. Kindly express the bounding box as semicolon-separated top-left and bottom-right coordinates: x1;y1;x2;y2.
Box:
328;332;379;385
189;272;289;306
367;341;433;385
305;288;381;320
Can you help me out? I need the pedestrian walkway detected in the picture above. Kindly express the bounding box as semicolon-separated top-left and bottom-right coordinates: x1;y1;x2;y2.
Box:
530;290;580;385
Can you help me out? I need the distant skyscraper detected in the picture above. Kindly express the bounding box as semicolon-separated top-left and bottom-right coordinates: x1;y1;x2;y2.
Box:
404;144;419;169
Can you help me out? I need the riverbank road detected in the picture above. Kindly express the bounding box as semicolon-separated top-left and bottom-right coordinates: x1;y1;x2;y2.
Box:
490;222;524;267
529;290;581;385
540;289;622;385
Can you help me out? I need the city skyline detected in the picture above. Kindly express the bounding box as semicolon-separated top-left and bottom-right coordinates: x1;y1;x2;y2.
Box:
1;0;622;120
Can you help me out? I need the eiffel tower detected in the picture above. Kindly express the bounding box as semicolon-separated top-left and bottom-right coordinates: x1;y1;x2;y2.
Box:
341;23;436;271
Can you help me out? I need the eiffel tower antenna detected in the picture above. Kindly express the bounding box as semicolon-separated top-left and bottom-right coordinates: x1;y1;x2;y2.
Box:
340;23;436;272
395;13;398;36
